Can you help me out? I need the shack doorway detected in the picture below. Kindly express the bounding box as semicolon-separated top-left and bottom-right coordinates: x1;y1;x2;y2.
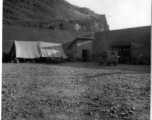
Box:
82;49;90;62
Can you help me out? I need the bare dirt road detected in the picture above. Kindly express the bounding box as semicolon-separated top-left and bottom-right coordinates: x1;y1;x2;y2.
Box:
2;62;150;120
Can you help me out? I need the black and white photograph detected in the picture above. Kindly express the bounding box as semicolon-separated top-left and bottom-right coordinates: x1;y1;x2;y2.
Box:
2;0;151;120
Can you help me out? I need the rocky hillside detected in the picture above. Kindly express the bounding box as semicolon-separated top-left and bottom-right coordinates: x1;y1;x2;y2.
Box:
3;0;109;32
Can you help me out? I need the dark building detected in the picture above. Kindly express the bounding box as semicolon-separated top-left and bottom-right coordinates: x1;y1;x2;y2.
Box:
92;26;151;64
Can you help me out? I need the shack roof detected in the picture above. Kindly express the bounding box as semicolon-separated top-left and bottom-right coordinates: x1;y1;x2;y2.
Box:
67;37;95;49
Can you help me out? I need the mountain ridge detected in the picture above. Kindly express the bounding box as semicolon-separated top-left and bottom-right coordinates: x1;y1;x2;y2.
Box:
3;0;109;32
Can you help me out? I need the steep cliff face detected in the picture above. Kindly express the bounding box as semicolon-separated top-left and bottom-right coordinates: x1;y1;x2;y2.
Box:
3;0;109;32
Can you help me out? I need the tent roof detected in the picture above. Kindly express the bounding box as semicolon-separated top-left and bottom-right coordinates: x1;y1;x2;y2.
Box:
39;42;67;58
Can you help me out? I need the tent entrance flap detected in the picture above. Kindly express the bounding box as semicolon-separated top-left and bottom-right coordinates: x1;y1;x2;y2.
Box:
15;41;41;58
9;42;16;58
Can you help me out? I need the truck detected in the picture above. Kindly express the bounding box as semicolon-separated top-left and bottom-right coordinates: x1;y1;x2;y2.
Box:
99;50;118;66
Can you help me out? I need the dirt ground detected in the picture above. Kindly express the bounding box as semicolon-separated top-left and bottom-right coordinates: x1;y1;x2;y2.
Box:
2;62;150;120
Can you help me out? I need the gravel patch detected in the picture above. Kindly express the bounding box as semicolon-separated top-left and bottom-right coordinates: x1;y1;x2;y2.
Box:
2;63;150;120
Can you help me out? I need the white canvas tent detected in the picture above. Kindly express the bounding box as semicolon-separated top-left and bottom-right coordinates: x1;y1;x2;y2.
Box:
39;42;67;58
15;41;41;58
11;41;67;59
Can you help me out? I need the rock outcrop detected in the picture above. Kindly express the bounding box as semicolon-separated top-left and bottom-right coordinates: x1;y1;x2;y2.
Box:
3;0;109;32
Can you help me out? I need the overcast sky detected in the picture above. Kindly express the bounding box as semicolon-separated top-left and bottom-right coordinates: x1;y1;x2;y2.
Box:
66;0;151;30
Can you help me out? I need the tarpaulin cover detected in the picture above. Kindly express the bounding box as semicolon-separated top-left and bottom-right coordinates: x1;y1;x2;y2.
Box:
15;41;41;58
39;42;67;58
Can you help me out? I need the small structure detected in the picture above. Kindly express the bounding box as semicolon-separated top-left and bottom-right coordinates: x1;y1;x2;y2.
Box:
67;37;95;62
